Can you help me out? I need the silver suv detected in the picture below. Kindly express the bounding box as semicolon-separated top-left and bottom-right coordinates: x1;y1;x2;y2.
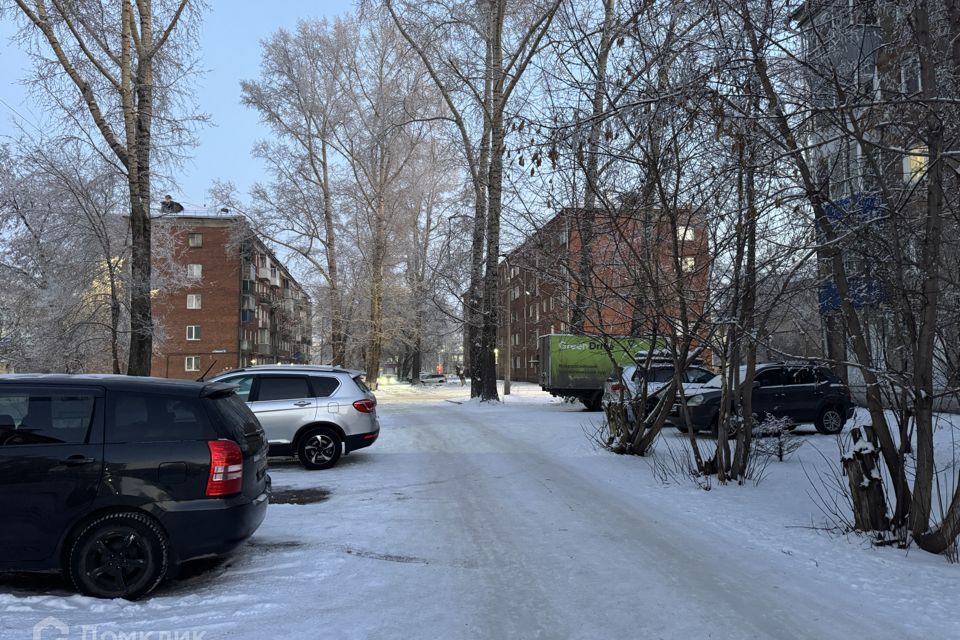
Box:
209;365;379;470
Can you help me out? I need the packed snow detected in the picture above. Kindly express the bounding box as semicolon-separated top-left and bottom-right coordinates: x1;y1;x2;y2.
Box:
1;382;958;639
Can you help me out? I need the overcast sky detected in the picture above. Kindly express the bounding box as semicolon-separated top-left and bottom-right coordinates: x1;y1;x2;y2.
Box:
0;0;355;210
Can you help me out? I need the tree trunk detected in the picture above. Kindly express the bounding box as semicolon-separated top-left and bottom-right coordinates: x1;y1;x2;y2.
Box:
322;143;346;367
570;0;615;333
909;0;945;540
479;0;505;402
843;427;890;533
366;195;387;389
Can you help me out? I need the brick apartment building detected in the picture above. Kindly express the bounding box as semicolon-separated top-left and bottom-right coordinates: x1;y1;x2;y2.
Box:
151;214;312;379
495;207;710;383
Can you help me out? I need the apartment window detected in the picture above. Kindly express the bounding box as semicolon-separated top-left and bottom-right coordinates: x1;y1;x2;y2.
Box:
681;256;697;273
186;325;201;341
901;61;921;95
188;233;202;248
903;147;928;183
186;294;202;309
186;264;202;279
185;356;200;372
678;226;696;242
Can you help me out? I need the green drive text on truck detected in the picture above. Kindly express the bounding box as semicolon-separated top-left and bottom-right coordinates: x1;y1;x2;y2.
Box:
537;334;651;410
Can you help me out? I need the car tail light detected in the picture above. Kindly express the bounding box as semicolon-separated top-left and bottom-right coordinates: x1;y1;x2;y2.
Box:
353;399;376;413
611;383;623;392
206;440;243;497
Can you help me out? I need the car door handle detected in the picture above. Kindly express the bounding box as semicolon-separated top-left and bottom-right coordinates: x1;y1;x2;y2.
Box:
61;455;96;466
293;401;311;407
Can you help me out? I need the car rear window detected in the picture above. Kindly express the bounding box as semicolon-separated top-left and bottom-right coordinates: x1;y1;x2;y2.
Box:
0;391;96;445
207;392;262;441
310;376;339;397
108;393;215;443
352;375;371;393
640;368;674;384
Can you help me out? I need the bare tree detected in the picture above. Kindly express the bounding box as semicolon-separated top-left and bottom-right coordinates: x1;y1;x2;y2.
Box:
384;0;562;400
239;16;350;365
5;0;204;375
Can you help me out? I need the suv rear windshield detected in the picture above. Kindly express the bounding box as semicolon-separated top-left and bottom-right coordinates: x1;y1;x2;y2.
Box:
208;393;262;439
353;375;372;393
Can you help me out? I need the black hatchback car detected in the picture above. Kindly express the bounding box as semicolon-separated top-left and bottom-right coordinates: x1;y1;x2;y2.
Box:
0;375;270;600
665;363;855;435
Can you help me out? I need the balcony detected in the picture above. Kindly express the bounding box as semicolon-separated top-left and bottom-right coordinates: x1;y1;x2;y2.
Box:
258;316;271;329
257;266;271;281
255;343;273;356
240;339;251;351
270;273;281;288
241;294;256;311
246;264;257;281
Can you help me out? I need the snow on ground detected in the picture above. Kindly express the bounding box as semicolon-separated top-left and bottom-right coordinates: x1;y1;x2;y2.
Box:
1;381;958;639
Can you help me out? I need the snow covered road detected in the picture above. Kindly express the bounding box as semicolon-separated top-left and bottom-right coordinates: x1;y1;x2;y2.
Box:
2;383;958;639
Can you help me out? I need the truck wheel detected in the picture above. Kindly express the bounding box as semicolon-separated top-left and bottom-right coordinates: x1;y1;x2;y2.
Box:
583;392;603;412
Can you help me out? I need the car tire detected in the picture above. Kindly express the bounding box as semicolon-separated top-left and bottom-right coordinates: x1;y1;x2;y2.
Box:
815;405;845;435
297;427;343;470
67;511;168;600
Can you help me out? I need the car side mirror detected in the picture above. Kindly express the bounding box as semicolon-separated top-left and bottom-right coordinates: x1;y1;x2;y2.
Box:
752;381;762;389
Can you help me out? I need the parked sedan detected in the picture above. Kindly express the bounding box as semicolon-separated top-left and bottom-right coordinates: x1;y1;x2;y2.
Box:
665;363;855;435
419;373;448;385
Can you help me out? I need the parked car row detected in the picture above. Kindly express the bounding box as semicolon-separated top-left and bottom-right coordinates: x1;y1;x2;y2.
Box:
604;361;856;436
0;365;380;600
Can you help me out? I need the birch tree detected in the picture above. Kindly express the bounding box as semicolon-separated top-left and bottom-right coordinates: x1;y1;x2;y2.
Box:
5;0;204;375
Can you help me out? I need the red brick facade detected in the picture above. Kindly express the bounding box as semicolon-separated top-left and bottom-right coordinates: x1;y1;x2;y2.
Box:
496;208;710;383
151;215;311;379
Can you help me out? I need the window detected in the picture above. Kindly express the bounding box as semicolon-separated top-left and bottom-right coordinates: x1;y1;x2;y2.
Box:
217;375;253;401
0;391;96;446
256;376;312;401
186;325;201;341
187;294;202;309
310;376;340;398
678;226;695;241
785;367;816;385
903;147;928;184
109;395;213;443
187;264;202;279
185;356;201;372
188;233;203;248
901;61;921;95
754;368;783;388
681;256;697;272
686;368;715;384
